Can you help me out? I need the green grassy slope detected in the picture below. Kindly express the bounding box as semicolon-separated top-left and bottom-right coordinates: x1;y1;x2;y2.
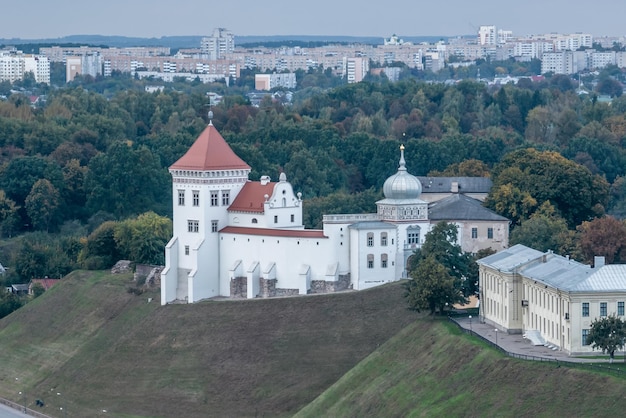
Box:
296;320;626;418
0;271;417;417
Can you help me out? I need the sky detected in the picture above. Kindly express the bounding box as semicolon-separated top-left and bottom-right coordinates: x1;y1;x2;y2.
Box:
2;0;626;40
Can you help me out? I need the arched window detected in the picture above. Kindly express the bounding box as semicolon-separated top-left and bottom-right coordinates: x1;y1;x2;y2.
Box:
367;254;374;269
381;254;388;268
252;218;258;224
367;232;374;247
407;225;421;246
380;232;388;246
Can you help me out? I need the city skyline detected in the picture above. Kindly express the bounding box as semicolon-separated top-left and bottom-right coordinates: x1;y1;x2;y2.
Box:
2;1;626;40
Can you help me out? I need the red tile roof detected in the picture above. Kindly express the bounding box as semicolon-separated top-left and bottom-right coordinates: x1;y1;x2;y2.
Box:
221;226;326;238
30;278;60;290
170;123;251;171
228;181;276;213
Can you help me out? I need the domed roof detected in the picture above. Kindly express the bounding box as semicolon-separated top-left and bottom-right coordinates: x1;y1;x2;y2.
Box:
383;145;422;200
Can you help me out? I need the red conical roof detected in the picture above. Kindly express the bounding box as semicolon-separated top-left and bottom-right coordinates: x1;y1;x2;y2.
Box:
170;123;250;171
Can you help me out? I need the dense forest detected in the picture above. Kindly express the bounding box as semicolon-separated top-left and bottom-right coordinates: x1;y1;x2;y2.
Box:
1;68;626;295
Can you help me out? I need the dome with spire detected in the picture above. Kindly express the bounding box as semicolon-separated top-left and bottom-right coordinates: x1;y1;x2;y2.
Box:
382;145;422;200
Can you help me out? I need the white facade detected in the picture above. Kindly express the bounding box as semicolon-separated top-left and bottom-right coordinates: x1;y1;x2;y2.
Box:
162;124;509;304
0;50;50;84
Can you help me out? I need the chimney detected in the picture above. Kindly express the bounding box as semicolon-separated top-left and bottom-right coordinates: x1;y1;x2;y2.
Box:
594;256;606;268
451;181;459;193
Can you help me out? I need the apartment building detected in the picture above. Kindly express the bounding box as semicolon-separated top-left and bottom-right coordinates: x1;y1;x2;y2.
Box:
0;50;50;84
201;28;235;60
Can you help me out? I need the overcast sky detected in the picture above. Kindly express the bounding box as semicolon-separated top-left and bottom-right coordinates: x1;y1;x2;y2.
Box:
2;0;625;39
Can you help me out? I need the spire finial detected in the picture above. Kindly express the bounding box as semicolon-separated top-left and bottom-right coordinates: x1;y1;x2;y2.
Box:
399;144;406;171
208;110;214;126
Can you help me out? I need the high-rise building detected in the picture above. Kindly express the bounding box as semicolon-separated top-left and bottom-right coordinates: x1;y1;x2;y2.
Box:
201;28;235;60
478;25;497;46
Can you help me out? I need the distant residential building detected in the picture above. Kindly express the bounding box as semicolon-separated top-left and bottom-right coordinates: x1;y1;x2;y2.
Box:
0;50;49;84
255;73;297;90
29;278;60;295
343;57;369;83
66;53;103;82
478;25;497;46
135;71;230;84
541;51;576;74
201;28;235;60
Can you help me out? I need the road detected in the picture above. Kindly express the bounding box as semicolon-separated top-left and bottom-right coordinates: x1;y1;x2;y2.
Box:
0;403;28;418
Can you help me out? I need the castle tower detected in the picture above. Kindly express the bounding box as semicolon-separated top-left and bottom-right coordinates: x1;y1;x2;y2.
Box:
161;119;251;304
376;145;429;278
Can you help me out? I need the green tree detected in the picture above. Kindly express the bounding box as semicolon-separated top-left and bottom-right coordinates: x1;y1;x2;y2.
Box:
409;222;475;297
0;190;21;238
510;202;571;253
25;179;61;232
79;221;121;269
405;256;464;315
31;282;45;298
114;211;173;265
586;315;626;363
0;292;23;319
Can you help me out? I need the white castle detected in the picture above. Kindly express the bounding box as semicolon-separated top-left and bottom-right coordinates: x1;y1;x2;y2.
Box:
161;121;509;304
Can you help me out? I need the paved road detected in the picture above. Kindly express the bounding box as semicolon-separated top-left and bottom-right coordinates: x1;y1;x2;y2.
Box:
0;403;28;418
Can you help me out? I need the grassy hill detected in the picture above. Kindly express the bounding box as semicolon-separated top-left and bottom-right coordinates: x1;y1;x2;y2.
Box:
0;271;418;417
2;271;626;418
296;320;626;417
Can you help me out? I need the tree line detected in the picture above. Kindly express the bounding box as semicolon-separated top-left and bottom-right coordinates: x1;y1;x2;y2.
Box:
0;73;625;290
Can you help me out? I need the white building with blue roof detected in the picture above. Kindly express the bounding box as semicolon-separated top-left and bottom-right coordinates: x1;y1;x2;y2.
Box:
478;244;626;355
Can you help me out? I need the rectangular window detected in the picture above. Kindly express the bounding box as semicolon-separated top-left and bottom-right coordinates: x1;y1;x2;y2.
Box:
274;215;278;224
178;190;185;206
381;233;387;246
600;302;607;317
222;190;230;206
192;190;199;206
184;245;189;255
211;220;218;233
188;220;199;233
618;302;624;316
487;227;493;239
291;214;294;223
367;254;374;269
582;329;590;346
367;233;374;247
582;302;589;317
210;191;218;206
407;231;419;244
381;254;388;268
471;227;478;239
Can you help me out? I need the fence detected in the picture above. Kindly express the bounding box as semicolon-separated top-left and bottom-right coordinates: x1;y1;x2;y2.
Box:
448;316;626;378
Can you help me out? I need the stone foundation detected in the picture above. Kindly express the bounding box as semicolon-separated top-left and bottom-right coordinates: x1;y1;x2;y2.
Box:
259;278;277;298
275;288;299;297
230;277;247;298
309;273;351;294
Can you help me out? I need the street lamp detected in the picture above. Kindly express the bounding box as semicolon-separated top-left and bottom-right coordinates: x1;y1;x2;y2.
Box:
469;315;472;333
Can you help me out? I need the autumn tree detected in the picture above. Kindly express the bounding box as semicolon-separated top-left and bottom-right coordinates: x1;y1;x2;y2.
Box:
577;216;626;264
586;315;626;363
